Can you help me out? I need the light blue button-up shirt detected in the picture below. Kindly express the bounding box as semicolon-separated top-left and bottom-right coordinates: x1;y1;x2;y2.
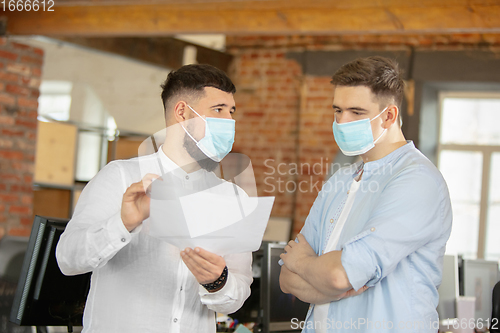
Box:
299;141;452;332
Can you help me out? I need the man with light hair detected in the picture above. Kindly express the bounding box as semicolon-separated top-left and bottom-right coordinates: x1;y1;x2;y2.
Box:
280;56;452;332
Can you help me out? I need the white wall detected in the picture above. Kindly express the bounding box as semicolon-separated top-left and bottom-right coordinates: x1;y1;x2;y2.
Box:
14;36;171;135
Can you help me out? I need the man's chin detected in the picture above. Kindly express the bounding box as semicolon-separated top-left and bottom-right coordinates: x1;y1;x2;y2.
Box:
183;135;219;172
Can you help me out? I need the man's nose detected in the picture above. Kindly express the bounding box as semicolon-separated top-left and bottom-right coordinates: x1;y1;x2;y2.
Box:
336;113;347;124
221;111;233;120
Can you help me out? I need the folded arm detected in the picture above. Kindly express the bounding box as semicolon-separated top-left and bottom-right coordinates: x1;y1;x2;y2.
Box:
279;234;366;302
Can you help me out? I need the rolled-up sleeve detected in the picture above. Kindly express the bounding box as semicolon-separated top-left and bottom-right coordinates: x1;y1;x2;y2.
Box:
341;166;451;291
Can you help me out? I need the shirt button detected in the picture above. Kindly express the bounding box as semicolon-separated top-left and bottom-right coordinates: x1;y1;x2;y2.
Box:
371;227;375;232
185;175;189;180
347;190;350;194
173;318;178;323
121;238;126;242
330;219;334;223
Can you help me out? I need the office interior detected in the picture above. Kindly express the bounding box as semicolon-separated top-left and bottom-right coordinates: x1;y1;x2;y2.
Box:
1;1;500;332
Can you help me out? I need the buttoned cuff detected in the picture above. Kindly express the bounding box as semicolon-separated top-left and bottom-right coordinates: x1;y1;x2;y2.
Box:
87;212;135;268
199;271;236;303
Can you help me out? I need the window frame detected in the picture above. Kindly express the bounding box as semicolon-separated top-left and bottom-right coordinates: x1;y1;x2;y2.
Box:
437;91;500;259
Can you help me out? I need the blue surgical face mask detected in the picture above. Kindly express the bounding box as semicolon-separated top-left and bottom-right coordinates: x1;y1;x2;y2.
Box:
181;105;235;162
332;107;388;156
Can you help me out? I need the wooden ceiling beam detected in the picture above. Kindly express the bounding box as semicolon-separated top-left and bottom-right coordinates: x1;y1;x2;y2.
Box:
53;37;233;72
3;1;500;36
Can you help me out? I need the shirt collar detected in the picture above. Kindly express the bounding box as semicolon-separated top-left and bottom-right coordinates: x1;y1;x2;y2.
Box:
156;145;206;180
362;140;415;175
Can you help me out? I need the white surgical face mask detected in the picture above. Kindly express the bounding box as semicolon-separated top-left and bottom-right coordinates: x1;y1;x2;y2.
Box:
181;105;236;162
332;107;388;156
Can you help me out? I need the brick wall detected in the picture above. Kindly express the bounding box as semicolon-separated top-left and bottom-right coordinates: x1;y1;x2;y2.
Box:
0;38;43;238
227;33;500;237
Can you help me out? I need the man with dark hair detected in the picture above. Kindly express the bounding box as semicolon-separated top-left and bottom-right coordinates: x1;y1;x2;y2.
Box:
280;56;452;332
56;64;252;333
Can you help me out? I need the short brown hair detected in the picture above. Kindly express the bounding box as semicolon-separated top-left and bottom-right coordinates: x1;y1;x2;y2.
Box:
330;56;405;109
160;64;236;117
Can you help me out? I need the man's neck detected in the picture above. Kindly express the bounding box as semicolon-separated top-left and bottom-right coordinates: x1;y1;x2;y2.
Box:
361;131;407;163
161;137;201;174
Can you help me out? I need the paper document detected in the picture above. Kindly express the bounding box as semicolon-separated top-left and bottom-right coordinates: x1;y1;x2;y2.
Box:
146;177;275;256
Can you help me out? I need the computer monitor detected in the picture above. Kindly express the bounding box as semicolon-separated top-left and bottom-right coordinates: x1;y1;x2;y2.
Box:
261;242;309;332
10;216;91;330
462;259;500;322
437;254;460;320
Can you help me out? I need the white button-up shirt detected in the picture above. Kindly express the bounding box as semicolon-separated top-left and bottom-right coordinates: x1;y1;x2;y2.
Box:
56;148;253;333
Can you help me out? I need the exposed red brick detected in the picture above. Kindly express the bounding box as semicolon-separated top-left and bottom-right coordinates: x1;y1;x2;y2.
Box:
6;83;30;96
6;63;31;76
0;93;16;106
0;150;24;160
32;67;42;77
0;173;22;182
9;205;31;215
33;48;44;57
18;97;38;108
8;226;31;237
11;42;32;52
0;115;15;125
10;184;33;193
15;118;37;129
20;76;41;88
0;193;19;202
0;138;14;148
20;55;43;66
0;49;18;61
21;195;33;205
0;40;39;243
1;128;24;136
0;72;20;83
20;217;32;226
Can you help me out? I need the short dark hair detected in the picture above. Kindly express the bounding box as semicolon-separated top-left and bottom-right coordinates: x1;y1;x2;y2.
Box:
160;64;236;116
330;56;405;109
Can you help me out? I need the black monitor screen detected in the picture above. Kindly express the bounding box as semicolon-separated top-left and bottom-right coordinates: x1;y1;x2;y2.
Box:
10;216;91;328
261;242;309;332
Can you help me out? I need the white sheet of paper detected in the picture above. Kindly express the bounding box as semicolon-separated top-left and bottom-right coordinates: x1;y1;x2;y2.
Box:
147;191;274;256
179;183;259;238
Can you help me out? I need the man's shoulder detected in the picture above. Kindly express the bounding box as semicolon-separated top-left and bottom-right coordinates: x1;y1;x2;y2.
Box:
98;152;159;178
393;147;447;190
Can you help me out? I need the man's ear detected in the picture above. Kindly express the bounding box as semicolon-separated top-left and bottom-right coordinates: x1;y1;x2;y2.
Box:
173;101;188;123
383;105;399;128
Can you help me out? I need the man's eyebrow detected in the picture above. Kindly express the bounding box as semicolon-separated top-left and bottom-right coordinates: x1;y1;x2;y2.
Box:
332;104;368;112
210;103;236;112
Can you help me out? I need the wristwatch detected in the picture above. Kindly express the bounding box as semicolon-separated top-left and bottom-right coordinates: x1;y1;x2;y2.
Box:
202;266;228;292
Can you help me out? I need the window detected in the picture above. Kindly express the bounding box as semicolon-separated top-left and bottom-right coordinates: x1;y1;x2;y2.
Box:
38;81;72;121
438;92;500;260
